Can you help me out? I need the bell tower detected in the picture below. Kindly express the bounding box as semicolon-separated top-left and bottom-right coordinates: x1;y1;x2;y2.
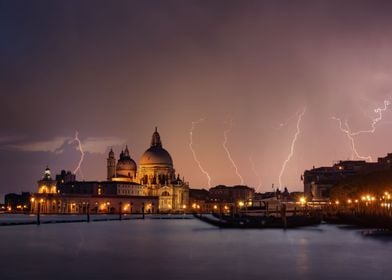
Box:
107;148;116;180
37;166;57;193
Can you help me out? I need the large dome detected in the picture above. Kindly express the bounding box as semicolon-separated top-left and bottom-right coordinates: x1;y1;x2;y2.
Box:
140;146;173;166
139;127;173;166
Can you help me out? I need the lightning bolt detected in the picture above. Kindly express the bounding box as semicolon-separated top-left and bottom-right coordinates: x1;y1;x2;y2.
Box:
72;131;85;179
189;119;212;188
278;107;306;189
332;99;391;162
274;111;300;130
331;117;372;161
249;155;262;192
223;120;244;185
351;100;391;136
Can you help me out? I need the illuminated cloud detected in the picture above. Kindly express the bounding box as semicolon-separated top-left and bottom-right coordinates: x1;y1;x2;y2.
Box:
6;136;126;154
79;137;126;154
8;137;70;154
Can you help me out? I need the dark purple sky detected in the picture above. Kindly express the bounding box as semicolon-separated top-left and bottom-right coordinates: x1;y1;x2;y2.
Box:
1;1;392;199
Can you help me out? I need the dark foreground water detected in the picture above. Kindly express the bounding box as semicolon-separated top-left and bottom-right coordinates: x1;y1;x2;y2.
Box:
0;216;391;280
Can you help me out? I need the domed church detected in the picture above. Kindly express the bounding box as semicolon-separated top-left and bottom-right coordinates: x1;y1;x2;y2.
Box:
107;145;137;181
107;128;189;212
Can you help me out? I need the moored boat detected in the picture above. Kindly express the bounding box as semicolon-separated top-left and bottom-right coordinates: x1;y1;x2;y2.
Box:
194;213;321;229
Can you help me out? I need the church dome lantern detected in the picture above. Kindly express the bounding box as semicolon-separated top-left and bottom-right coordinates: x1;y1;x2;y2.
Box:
139;127;173;167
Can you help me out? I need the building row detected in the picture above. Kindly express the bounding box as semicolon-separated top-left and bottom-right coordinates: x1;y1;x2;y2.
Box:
303;153;392;200
189;185;257;213
5;183;257;214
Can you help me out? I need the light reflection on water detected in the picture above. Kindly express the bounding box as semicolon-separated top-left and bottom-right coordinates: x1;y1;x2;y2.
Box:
0;218;391;280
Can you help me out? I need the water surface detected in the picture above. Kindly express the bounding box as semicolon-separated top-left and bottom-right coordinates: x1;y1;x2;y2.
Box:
0;217;390;280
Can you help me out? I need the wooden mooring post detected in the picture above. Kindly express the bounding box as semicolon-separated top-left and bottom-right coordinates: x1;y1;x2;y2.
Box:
37;202;41;225
119;202;122;221
87;203;90;223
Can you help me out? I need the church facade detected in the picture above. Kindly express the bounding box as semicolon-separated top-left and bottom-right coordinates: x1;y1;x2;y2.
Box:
31;128;189;214
106;128;189;211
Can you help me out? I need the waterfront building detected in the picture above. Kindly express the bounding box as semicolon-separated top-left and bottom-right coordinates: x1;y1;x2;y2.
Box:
30;192;158;214
303;153;392;200
56;170;76;184
187;185;255;213
188;188;209;211
4;192;31;212
209;185;254;204
30;128;189;214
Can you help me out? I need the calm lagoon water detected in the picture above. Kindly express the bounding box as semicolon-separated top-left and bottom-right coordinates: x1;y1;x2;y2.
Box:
0;216;391;280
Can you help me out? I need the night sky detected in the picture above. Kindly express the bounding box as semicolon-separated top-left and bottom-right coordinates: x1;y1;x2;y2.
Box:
1;1;392;200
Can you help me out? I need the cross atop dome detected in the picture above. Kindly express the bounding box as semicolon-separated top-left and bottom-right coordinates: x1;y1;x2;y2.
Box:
124;145;130;157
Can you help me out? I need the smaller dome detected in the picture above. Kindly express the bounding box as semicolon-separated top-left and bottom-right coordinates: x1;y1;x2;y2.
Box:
117;157;137;172
115;145;137;175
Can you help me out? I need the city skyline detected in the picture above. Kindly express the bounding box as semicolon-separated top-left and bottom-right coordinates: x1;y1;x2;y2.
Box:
2;1;392;198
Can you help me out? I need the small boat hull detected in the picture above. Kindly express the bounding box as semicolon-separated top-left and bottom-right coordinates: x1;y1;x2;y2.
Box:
194;214;321;229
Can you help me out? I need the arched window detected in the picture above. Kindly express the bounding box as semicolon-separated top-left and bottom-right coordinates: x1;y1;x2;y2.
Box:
161;191;170;197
